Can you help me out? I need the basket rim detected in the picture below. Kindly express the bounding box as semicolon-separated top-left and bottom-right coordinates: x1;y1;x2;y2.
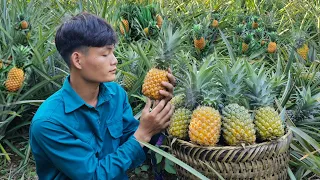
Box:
169;129;292;150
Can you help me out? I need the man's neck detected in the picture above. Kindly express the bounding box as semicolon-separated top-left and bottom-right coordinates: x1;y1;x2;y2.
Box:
69;75;100;107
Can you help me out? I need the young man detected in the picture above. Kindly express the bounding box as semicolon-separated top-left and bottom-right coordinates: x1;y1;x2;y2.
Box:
29;12;175;180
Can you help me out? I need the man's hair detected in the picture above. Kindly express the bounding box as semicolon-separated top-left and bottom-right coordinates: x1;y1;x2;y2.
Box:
55;12;117;67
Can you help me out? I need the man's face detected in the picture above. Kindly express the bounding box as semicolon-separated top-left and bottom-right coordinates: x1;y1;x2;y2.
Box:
79;45;118;83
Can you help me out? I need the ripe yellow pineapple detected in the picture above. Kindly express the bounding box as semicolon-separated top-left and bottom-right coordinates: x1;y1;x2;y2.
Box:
251;17;258;29
222;104;256;145
0;59;3;69
193;24;205;50
255;107;284;140
168;108;192;139
189;106;221;146
142;25;184;100
212;20;219;28
297;44;309;60
5;46;30;92
156;14;163;28
267;32;277;53
144;27;149;36
119;19;129;35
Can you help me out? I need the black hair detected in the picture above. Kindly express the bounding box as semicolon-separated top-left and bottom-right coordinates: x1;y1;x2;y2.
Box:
55;12;117;67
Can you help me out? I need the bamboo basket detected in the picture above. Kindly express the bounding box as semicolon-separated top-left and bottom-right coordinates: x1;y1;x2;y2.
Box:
169;130;293;180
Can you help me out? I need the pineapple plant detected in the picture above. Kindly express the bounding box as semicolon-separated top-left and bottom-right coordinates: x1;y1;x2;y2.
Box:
242;34;252;53
267;32;277;53
5;46;30;92
193;24;206;50
142;25;185;100
245;62;285;140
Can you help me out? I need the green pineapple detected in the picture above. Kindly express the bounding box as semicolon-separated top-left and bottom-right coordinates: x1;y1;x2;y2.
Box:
169;94;185;109
168;108;192;139
245;62;285;140
217;60;256;145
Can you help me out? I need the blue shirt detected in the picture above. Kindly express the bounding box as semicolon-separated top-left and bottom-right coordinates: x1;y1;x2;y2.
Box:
30;76;146;180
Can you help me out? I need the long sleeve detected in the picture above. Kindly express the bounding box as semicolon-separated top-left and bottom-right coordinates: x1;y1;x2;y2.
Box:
31;118;146;180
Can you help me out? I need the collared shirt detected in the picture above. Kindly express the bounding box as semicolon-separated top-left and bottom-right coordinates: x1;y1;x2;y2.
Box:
29;76;146;180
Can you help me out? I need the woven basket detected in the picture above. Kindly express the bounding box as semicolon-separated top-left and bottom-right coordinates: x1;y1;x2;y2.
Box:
169;130;293;180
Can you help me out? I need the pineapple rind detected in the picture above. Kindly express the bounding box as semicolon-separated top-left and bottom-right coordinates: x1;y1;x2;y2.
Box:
142;68;169;100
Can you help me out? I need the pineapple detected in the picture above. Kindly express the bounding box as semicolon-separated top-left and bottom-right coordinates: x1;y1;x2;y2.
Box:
189;106;222;146
20;20;29;29
216;60;256;145
156;14;163;28
193;24;205;50
212;19;219;28
222;104;256;145
5;46;30;92
168;108;192;139
119;19;129;35
142;25;185;100
255;107;284;140
144;27;149;36
297;43;309;60
251;17;258;29
122;72;138;91
294;33;309;60
169;94;185;109
267;32;277;53
242;34;252;53
245;62;285;140
0;59;3;69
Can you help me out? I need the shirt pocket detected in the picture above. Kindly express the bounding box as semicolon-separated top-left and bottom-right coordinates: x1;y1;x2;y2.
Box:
107;120;123;150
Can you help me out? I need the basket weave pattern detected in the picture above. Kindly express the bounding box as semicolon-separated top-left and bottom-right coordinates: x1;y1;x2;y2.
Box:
170;130;293;180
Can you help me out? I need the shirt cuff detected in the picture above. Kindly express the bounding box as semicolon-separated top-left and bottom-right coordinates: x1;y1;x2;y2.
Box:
127;135;146;166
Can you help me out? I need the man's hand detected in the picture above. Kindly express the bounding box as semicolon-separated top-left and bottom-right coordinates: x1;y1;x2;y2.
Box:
134;98;175;144
159;68;176;102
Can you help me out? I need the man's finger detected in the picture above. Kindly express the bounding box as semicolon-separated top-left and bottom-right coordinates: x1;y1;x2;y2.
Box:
162;104;175;123
161;82;174;93
159;90;173;101
142;98;151;114
167;73;176;87
151;99;166;114
158;102;172;119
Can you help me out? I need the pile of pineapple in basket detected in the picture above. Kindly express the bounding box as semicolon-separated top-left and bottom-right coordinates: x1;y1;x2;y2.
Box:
146;57;286;147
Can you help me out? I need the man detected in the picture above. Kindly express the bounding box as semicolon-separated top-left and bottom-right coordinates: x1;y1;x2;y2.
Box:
29;12;175;180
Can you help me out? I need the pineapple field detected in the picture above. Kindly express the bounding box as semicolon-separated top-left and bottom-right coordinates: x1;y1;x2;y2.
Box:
1;0;320;179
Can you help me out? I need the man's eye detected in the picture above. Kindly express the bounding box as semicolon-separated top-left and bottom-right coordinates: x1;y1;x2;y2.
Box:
103;54;108;57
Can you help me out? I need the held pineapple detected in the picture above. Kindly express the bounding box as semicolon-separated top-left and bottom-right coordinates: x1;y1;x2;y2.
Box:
142;25;185;100
5;46;30;92
222;104;256;145
168;108;192;139
245;61;285;140
189;106;222;146
193;24;205;50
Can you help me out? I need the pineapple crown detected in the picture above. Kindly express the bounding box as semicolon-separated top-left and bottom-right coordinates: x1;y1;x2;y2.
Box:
12;45;31;68
294;86;320;120
211;12;219;20
193;24;203;39
293;32;307;48
155;24;185;69
252;16;258;23
243;33;253;44
268;32;277;42
245;62;276;109
235;24;244;35
217;60;247;106
255;28;264;38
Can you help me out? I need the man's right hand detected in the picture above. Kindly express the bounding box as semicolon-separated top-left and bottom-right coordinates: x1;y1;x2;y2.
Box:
134;98;174;144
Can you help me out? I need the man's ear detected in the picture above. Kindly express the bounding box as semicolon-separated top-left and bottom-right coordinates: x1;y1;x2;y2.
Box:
70;51;83;70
